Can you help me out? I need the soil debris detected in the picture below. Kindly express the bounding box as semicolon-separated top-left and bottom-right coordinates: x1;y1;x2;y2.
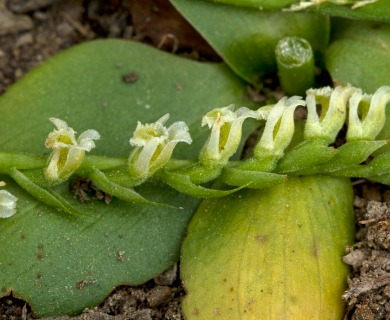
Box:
70;177;112;204
0;0;33;36
122;72;138;84
343;199;390;320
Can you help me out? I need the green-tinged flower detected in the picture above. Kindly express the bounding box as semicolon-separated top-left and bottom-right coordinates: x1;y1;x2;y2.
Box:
254;96;305;159
199;105;260;166
287;0;378;11
45;118;100;183
347;86;390;141
305;85;358;144
128;114;192;181
0;189;18;218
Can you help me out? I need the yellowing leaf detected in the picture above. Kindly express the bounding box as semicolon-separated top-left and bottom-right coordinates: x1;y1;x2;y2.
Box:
181;175;354;319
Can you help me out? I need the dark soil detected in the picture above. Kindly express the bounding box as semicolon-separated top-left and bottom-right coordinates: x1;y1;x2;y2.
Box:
0;0;389;319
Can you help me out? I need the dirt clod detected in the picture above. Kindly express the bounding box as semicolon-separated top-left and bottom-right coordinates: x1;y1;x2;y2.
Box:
122;72;138;83
70;177;112;204
146;286;172;308
343;199;390;319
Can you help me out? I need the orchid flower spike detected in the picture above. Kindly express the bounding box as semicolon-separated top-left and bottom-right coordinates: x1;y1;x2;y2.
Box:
128;114;192;182
199;105;260;167
347;86;390;141
45;118;100;183
304;85;359;144
0;189;18;218
254;96;305;159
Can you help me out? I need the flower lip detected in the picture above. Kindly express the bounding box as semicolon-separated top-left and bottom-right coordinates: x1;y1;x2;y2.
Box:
201;105;237;129
45;118;100;151
130;114;171;147
0;189;18;218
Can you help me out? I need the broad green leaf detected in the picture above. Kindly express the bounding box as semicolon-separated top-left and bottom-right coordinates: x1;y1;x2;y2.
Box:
171;0;330;85
181;176;355;319
326;19;390;93
0;39;255;317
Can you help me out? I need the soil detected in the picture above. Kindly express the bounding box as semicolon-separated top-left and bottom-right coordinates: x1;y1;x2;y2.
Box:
0;0;389;319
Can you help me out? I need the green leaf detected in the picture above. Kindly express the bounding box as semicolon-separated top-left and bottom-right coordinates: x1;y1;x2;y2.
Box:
181;176;355;319
326;19;390;93
170;0;330;85
0;40;254;317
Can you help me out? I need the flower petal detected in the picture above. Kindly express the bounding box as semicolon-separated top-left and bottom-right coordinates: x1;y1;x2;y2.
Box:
0;190;18;218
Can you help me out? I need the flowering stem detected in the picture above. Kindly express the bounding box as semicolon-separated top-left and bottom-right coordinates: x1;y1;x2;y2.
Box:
0;152;46;173
1;85;390;216
8;167;97;219
88;168;174;208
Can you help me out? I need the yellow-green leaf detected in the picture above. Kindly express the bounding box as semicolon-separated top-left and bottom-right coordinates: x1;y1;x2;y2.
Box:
181;175;354;319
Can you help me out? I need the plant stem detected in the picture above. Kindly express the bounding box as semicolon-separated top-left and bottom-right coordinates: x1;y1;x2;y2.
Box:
275;36;315;96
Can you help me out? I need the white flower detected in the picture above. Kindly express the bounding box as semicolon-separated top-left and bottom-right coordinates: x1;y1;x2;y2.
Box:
286;0;377;11
0;190;18;218
347;86;390;141
45;118;100;183
305;85;359;143
199;105;260;166
254;96;305;158
128;114;192;181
